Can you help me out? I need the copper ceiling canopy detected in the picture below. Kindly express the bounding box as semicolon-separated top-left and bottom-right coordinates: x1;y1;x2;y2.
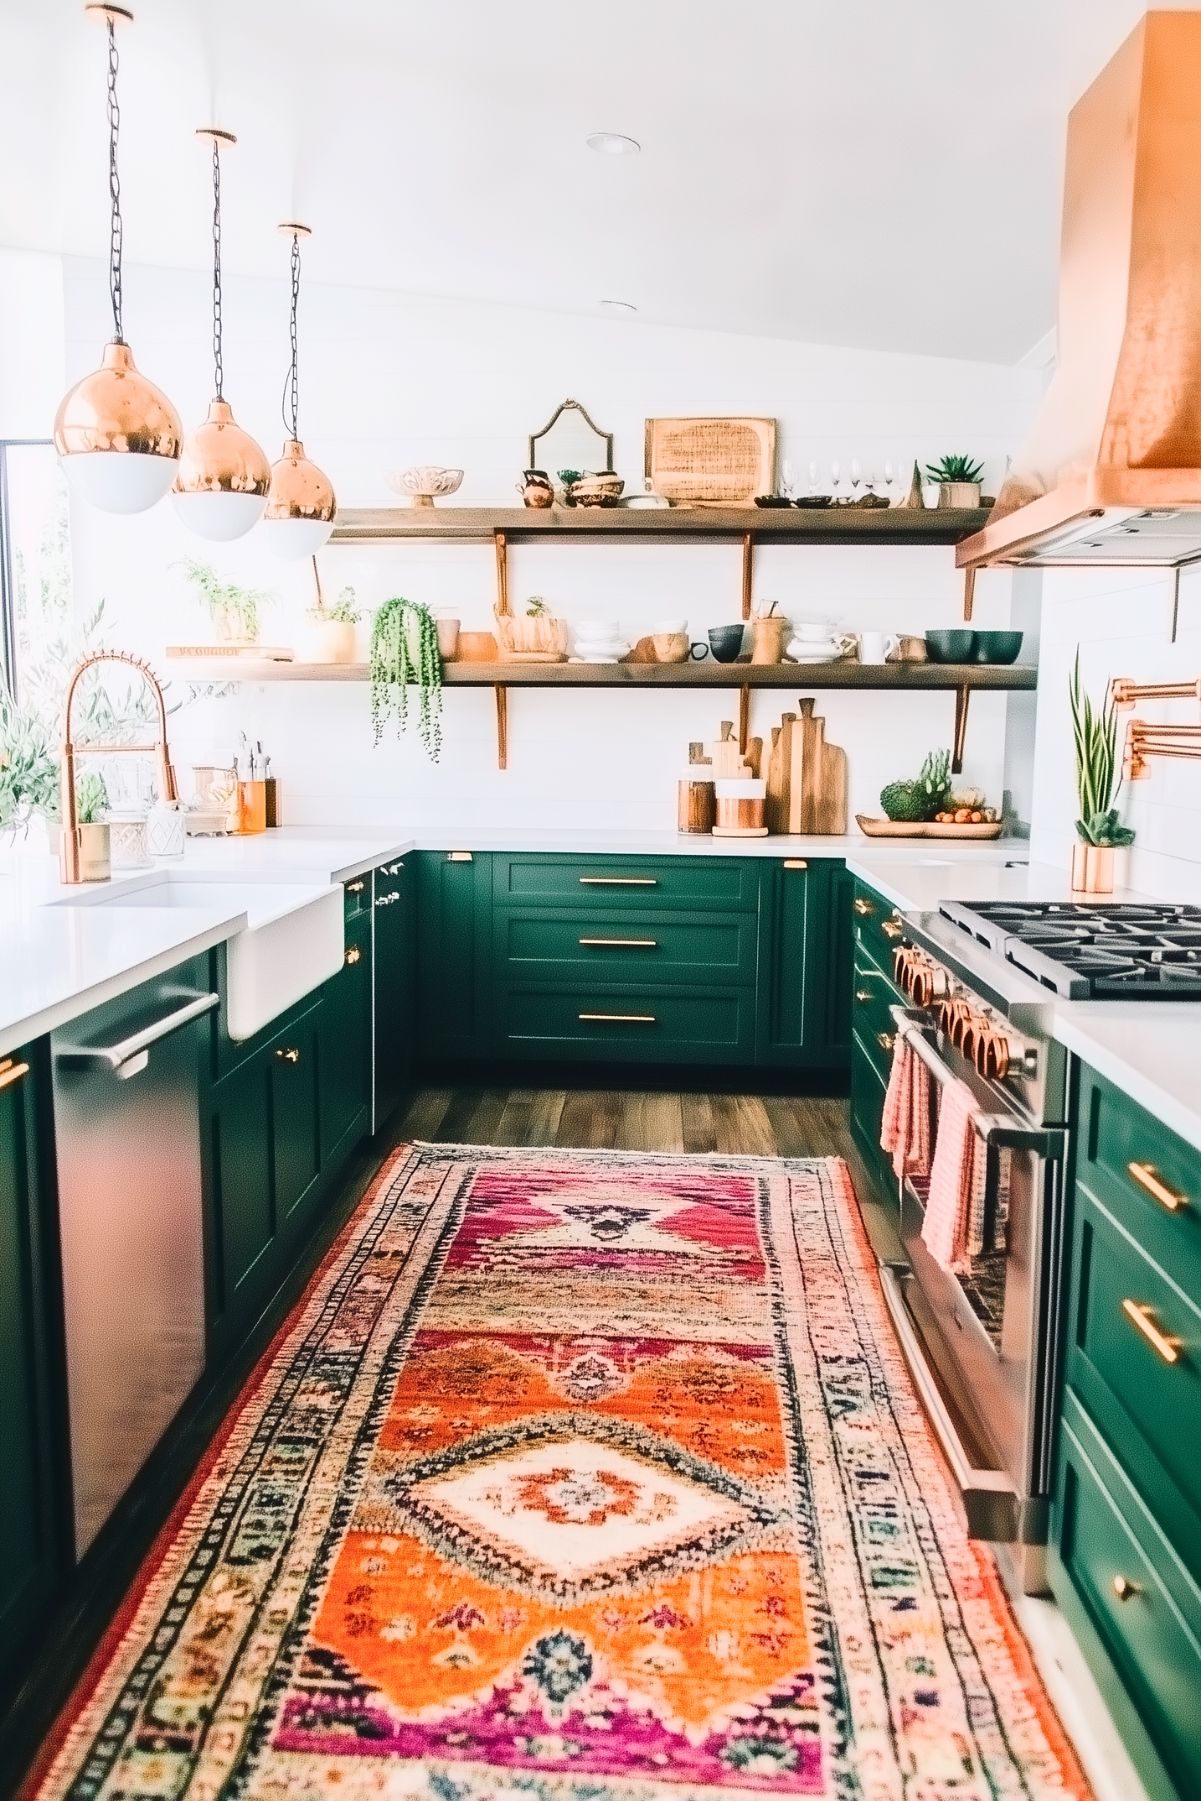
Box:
958;11;1201;571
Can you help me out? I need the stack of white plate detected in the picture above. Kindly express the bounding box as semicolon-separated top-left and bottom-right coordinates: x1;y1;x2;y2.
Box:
572;618;630;663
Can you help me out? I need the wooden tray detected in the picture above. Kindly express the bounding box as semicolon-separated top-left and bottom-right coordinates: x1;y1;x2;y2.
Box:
856;814;1003;840
645;416;775;506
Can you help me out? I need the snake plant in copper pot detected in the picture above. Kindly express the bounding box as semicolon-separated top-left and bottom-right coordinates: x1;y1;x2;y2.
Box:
1069;652;1134;893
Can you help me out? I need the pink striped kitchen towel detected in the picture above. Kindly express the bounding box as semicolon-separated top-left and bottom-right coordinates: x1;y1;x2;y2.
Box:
880;1031;931;1180
922;1076;983;1273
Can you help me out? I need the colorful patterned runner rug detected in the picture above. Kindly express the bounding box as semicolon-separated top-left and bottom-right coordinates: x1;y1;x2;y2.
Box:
33;1145;1087;1799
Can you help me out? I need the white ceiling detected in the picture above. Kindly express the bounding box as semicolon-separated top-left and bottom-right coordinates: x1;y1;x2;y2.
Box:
0;0;1163;363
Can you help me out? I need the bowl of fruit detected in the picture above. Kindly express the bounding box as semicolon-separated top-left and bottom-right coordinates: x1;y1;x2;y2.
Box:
857;751;1003;838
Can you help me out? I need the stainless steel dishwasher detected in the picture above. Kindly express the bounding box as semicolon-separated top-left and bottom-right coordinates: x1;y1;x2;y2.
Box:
51;959;219;1557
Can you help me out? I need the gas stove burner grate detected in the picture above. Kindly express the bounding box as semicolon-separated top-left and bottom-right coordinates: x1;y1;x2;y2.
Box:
940;899;1201;999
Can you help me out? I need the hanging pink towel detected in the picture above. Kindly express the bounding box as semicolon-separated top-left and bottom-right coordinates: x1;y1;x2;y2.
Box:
922;1077;981;1273
880;1032;931;1180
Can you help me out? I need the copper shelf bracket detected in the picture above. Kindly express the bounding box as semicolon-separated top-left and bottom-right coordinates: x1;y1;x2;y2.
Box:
962;565;976;623
493;528;510;769
738;530;754;753
952;685;970;774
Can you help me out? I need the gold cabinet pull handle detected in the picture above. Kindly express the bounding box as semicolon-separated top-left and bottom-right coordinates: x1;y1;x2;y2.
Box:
275;1046;300;1064
578;1012;656;1024
1112;1575;1140;1602
855;989;873;1003
876;1031;896;1053
1121;1299;1180;1365
375;891;401;907
345;945;363;966
853;897;874;917
346;880;365;893
579;875;657;887
578;937;657;948
881;918;904;940
782;858;807;870
1128;1161;1187;1214
0;1058;30;1092
447;851;473;862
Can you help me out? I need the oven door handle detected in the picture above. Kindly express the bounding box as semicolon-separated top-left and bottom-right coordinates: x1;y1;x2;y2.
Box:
888;1005;1066;1160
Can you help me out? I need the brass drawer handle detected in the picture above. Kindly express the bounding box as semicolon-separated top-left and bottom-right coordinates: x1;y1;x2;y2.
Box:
345;945;363;966
881;918;904;940
578;1012;656;1024
275;1046;300;1064
375;891;401;907
346;880;365;894
853;897;874;917
0;1058;30;1092
579;937;657;948
1128;1161;1188;1214
579;876;657;887
782;858;807;870
447;851;473;862
876;1031;896;1053
1112;1575;1140;1602
855;989;873;1003
1121;1299;1180;1365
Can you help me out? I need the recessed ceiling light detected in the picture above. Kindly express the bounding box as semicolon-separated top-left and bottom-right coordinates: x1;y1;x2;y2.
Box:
600;299;637;313
586;131;641;156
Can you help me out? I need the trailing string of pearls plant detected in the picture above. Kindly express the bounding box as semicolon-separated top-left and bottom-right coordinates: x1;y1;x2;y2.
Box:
370;597;443;761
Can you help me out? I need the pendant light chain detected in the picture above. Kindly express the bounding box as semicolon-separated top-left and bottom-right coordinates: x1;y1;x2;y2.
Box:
210;138;224;400
281;231;301;439
106;16;124;342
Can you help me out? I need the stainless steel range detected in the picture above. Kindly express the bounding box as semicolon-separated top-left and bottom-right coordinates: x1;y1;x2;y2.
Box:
881;897;1201;1595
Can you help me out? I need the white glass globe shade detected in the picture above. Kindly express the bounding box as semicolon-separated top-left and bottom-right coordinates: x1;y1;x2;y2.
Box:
258;514;335;559
171;489;267;542
61;448;179;515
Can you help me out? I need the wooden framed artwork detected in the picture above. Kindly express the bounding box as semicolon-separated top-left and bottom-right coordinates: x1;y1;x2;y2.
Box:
644;416;776;506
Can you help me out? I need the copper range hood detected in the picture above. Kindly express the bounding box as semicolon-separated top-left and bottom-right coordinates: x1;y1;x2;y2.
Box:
958;11;1201;572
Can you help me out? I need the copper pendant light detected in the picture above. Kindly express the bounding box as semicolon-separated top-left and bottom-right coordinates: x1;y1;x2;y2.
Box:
172;128;270;541
261;223;336;558
54;5;182;513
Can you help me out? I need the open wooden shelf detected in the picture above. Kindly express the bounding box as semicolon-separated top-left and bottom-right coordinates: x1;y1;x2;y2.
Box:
170;658;1036;691
329;504;990;545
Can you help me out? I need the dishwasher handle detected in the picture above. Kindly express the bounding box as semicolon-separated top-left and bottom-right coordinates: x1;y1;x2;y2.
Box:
56;991;220;1080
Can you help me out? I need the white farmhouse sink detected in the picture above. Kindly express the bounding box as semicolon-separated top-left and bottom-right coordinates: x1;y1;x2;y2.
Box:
50;873;345;1041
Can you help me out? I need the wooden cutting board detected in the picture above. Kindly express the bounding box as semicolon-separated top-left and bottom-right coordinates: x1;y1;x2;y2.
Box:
794;698;847;834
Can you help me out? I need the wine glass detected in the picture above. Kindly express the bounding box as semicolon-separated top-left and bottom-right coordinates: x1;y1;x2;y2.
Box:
781;458;796;502
830;459;842;504
849;455;863;501
807;459;820;498
882;458;896;503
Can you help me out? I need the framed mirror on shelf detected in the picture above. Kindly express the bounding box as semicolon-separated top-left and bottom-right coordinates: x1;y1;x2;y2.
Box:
528;398;614;476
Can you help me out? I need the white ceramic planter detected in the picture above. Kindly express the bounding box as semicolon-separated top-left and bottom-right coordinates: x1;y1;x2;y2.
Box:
302;617;359;664
936;481;982;508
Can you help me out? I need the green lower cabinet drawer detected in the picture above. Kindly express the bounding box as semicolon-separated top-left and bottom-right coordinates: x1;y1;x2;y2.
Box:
850;1032;893;1199
493;853;757;913
851;958;902;1083
852;880;905;982
495;983;755;1063
1077;1063;1201;1308
1053;1397;1201;1801
496;909;757;986
1065;1181;1201;1586
270;1009;323;1233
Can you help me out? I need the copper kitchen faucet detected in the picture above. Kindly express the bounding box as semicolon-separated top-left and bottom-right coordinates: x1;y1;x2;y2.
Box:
60;650;178;884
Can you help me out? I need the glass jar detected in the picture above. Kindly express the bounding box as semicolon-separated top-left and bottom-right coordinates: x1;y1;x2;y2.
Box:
147;799;186;859
107;807;151;868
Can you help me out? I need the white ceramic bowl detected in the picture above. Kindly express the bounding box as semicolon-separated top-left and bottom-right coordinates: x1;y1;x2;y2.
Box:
388;466;464;505
650;617;688;634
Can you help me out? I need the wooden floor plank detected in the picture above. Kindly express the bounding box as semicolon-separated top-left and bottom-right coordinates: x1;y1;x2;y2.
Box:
680;1091;717;1153
709;1093;777;1157
557;1089;621;1149
525;1089;567;1146
493;1089;535;1146
613;1091;685;1154
397;1086;454;1144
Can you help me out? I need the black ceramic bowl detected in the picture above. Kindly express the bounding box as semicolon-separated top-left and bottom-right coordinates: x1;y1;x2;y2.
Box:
708;624;747;663
973;630;1024;665
924;629;978;663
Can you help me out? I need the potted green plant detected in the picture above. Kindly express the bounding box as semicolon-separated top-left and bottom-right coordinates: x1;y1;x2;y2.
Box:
370;596;442;760
180;558;271;645
1069;653;1134;894
74;771;111;882
924;454;984;509
303;585;361;665
0;694;59;842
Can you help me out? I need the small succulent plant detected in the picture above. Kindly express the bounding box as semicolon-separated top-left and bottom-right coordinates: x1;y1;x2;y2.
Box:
925;454;984;485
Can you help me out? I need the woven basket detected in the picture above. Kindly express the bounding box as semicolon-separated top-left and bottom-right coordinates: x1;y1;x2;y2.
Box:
493;609;569;659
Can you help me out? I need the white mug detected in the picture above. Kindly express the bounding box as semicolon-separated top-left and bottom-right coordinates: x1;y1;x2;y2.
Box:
858;631;898;664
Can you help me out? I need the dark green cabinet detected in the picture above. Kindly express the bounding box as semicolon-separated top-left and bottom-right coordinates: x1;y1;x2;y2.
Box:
272;1009;323;1232
756;858;847;1069
826;863;856;1058
0;1046;65;1685
373;859;415;1127
209;1045;275;1333
418;851;493;1060
1050;1061;1201;1801
319;913;372;1165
